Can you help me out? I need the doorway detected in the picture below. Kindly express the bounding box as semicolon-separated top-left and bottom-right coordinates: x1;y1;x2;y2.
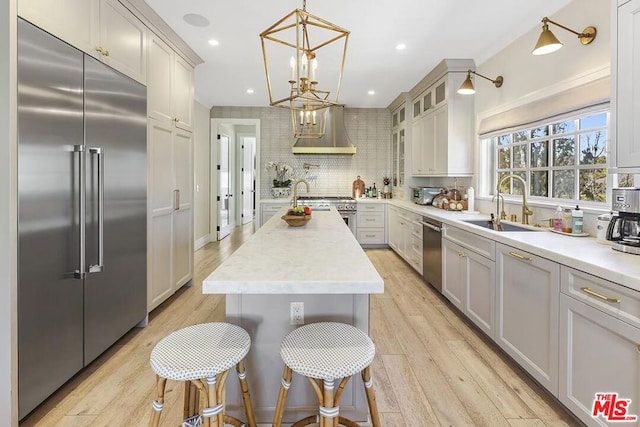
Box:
210;119;260;241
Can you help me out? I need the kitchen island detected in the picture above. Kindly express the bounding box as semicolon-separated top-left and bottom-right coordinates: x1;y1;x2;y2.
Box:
203;207;384;424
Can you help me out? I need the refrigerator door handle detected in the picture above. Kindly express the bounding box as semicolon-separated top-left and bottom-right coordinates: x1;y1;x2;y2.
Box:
74;145;86;279
88;147;104;273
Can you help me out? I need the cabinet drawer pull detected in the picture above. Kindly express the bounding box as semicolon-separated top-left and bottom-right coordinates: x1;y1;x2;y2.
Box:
580;287;621;304
457;251;466;257
509;251;532;261
174;189;180;210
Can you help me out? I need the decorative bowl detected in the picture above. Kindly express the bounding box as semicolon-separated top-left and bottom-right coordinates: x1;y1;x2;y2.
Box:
281;210;312;227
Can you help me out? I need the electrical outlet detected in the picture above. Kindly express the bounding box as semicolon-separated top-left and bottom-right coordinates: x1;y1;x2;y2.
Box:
290;302;304;325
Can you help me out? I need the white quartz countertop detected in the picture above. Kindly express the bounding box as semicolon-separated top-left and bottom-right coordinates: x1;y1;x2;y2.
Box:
203;207;384;294
388;200;640;293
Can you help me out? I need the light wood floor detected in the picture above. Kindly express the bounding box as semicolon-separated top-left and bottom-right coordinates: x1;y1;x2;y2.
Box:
20;223;580;426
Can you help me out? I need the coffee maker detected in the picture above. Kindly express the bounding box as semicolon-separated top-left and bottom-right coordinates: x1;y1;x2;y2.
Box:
607;188;640;254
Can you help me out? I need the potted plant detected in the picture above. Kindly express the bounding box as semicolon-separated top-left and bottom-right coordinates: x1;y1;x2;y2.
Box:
265;161;293;198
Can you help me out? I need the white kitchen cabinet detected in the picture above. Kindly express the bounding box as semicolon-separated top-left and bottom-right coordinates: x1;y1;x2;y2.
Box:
387;205;401;252
406;215;423;275
391;105;406;191
613;0;640;169
496;243;560;395
18;0;98;56
356;202;386;245
148;119;194;311
410;66;474;177
98;0;147;84
147;32;194;131
259;202;291;228
18;0;146;84
442;226;496;338
559;267;640;426
387;205;422;274
413;105;448;176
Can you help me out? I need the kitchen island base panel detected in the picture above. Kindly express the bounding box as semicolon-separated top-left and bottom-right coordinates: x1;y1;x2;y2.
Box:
223;293;371;424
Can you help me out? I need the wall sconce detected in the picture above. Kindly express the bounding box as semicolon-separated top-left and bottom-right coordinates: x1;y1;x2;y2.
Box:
457;70;503;95
532;17;597;55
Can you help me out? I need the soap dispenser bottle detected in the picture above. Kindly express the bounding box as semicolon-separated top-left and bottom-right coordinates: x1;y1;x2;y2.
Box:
571;205;583;234
553;206;563;231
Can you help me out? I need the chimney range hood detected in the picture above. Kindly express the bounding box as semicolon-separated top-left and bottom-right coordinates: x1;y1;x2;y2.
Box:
292;106;357;155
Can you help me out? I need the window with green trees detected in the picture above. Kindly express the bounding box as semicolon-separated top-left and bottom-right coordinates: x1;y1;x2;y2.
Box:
493;110;610;204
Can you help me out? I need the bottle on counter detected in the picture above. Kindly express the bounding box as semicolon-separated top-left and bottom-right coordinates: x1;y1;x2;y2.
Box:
553;206;563;231
571;205;583;234
562;207;572;233
466;187;475;212
372;183;376;197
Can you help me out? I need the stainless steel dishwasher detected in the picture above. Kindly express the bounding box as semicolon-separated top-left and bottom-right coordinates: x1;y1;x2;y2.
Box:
421;216;443;292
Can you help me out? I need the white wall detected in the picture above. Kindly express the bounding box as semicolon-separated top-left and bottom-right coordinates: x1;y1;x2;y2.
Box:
193;101;211;248
472;0;611;232
1;0;18;424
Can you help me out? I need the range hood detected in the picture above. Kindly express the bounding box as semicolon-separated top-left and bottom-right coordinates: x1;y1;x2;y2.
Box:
292;106;357;155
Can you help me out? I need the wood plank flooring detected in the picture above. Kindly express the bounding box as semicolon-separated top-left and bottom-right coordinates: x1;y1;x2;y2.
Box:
20;224;580;426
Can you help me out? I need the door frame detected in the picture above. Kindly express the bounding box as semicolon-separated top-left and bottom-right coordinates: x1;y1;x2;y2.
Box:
210;118;260;240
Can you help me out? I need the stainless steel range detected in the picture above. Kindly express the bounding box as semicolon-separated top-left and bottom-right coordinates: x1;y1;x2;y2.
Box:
296;196;357;234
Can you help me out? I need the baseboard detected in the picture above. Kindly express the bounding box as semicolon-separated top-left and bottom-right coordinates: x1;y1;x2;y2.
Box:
194;234;211;250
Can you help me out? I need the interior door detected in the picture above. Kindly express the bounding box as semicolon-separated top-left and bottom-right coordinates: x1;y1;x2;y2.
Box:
218;133;233;239
242;136;255;224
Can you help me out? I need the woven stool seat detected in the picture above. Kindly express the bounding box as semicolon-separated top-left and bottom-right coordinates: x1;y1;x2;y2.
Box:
150;322;250;381
273;322;380;427
148;322;256;427
280;322;375;381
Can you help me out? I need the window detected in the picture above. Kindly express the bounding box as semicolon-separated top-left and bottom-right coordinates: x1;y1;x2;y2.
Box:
492;110;610;204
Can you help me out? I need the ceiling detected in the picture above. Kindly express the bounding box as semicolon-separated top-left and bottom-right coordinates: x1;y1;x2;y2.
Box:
144;0;573;109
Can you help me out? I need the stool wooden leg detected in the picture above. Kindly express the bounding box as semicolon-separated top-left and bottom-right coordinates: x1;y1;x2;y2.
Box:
361;366;381;427
272;365;293;427
189;382;199;417
149;375;167;427
206;376;219;427
236;359;257;427
320;379;338;427
183;381;194;419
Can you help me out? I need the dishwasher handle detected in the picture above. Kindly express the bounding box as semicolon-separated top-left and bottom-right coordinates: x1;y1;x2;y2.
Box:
420;221;442;233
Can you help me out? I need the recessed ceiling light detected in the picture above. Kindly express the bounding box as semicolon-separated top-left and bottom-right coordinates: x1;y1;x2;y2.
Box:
208;39;219;46
368;90;375;95
395;43;406;50
246;89;254;94
183;13;210;27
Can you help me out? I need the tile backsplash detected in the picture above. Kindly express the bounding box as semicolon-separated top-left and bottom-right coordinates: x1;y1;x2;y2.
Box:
211;106;391;198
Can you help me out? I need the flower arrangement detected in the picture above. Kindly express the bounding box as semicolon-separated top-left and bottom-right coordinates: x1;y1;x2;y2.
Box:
265;161;292;187
383;176;391;185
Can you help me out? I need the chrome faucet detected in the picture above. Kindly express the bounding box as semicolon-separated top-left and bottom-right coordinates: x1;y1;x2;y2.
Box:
496;174;534;225
292;179;310;208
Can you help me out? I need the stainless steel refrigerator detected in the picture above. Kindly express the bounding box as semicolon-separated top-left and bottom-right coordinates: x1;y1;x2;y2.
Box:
17;18;147;419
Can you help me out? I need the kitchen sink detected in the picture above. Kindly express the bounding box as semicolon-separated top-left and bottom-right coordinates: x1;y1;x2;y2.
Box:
463;219;541;232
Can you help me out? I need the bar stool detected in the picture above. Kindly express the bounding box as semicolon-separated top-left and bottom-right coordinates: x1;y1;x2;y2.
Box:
272;322;381;427
149;322;256;427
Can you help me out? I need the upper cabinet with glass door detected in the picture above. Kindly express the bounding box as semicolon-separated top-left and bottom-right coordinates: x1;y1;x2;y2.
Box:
391;104;406;190
612;0;640;170
409;59;475;177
